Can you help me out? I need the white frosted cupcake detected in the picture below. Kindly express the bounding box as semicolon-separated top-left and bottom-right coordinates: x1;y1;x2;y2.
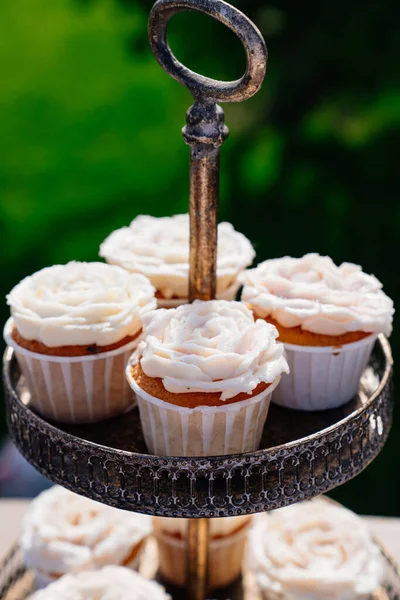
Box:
27;566;171;599
247;498;384;600
154;515;251;590
4;261;156;423
21;486;152;588
126;300;288;456
241;253;394;410
99;214;255;307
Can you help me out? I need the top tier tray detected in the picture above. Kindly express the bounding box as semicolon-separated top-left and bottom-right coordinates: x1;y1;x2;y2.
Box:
3;335;393;518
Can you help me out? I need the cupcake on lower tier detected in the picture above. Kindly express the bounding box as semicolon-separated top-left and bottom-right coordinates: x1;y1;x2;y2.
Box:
27;566;171;600
126;300;289;456
241;253;394;410
99;214;255;307
247;498;384;600
4;261;156;423
154;515;251;590
21;486;152;588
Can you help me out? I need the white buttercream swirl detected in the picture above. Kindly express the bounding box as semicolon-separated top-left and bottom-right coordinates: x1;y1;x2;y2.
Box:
99;214;255;299
241;253;394;336
155;515;250;539
136;300;289;401
7;261;156;347
28;566;171;600
248;498;384;600
21;486;152;579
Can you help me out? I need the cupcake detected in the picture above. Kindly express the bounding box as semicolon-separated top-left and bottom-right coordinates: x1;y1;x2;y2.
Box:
4;261;156;423
241;253;394;410
21;486;152;588
99;214;255;307
27;566;171;600
154;515;251;589
247;498;384;600
126;300;288;456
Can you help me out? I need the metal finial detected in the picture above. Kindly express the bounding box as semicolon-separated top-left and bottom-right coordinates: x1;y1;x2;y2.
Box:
149;0;267;303
148;0;267;104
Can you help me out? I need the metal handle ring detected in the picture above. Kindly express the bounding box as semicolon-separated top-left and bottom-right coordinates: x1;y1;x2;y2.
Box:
148;0;267;103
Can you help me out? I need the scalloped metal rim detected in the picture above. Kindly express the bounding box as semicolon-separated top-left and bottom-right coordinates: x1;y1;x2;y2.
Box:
3;336;394;517
3;337;393;460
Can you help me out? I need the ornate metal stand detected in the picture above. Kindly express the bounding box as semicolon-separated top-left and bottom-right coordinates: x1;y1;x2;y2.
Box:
150;1;267;596
3;335;394;599
1;0;396;599
2;336;392;517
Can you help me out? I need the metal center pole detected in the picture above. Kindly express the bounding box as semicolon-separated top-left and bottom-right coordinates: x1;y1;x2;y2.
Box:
184;101;229;599
148;2;267;598
187;519;210;600
188;146;218;302
186;103;228;302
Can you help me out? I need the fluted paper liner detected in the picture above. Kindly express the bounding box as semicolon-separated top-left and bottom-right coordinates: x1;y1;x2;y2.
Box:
272;334;377;411
32;543;143;590
126;366;280;456
154;520;249;589
4;318;139;424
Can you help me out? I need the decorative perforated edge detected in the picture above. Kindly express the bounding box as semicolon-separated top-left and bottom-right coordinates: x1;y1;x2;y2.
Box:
3;337;393;518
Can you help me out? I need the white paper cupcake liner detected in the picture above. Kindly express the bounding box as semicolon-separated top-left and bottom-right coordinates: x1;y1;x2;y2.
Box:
32;546;143;590
154;520;249;589
156;279;241;308
33;571;57;590
4;318;140;424
126;366;280;456
272;334;377;411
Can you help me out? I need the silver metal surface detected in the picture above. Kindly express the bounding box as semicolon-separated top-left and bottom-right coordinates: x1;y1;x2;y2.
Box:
149;1;267;594
3;336;393;517
149;0;267;302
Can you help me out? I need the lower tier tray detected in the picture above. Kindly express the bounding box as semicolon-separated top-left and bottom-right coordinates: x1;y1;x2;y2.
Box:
1;533;399;600
3;335;393;517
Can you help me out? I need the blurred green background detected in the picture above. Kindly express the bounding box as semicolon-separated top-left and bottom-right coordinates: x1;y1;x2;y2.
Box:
0;0;398;513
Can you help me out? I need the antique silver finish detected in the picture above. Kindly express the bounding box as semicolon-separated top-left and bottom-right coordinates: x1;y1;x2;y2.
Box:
1;2;396;599
4;336;393;518
149;0;267;301
187;519;209;600
3;336;393;599
149;1;267;593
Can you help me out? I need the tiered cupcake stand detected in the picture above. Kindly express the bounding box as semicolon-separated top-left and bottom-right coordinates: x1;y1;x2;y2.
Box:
0;1;399;599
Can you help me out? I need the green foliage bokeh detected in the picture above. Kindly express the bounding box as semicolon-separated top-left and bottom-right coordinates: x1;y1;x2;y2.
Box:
0;0;398;513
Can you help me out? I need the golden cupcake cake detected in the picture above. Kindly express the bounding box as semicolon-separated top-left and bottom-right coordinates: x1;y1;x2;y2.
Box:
154;515;251;589
21;486;152;588
247;498;384;600
27;566;171;599
126;299;288;456
4;261;156;423
241;253;394;410
99;214;255;307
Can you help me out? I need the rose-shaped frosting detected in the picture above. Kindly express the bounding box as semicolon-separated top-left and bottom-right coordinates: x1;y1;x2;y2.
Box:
248;498;384;600
156;515;250;539
136;300;289;400
99;214;255;299
240;253;394;336
21;486;152;578
28;566;171;600
7;261;156;347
